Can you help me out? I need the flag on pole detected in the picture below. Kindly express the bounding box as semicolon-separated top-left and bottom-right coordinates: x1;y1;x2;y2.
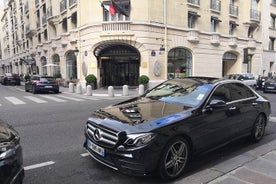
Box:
100;0;116;16
111;0;129;17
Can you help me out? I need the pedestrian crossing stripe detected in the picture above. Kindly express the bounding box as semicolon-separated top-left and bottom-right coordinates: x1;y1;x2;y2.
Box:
5;97;26;105
55;95;85;101
24;96;48;103
39;95;67;102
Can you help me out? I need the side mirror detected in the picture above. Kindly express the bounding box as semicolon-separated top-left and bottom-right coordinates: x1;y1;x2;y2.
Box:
204;99;226;113
209;99;226;107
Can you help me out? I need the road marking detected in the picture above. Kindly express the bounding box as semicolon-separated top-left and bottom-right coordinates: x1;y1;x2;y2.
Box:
39;95;67;102
5;97;26;105
24;161;55;171
56;95;85;101
24;96;48;103
270;116;276;123
81;153;89;157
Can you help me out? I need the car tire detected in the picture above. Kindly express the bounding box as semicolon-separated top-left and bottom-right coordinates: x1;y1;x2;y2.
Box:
250;114;266;142
158;137;190;180
32;86;37;94
25;87;29;92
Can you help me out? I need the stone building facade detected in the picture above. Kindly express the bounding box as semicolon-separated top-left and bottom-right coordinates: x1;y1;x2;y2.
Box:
0;0;275;88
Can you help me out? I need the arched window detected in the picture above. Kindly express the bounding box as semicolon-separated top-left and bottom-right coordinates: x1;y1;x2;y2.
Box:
167;48;192;79
41;57;47;75
66;51;77;80
52;54;61;77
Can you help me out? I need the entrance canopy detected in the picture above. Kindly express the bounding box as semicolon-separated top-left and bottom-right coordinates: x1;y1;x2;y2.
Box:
94;41;139;58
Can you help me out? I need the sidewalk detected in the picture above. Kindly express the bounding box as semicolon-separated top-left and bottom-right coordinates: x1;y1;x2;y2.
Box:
175;139;276;184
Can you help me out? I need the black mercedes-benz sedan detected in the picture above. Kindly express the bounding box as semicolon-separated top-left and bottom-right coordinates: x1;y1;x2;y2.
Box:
83;77;271;180
0;121;24;184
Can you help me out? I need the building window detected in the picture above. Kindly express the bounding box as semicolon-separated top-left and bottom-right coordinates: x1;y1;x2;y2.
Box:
229;21;238;35
211;16;221;32
248;26;255;38
269;37;275;51
167;48;192;79
188;11;200;28
271;14;276;29
103;0;130;21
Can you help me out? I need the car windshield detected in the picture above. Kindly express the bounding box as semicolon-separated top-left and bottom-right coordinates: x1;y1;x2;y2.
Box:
144;79;213;107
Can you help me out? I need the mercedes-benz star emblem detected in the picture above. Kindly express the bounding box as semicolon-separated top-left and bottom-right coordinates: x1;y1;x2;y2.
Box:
93;129;102;141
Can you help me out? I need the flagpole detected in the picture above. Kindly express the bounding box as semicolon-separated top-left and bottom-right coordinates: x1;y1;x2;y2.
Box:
164;0;168;80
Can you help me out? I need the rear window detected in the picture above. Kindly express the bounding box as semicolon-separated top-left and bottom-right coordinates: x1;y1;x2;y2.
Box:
40;77;55;82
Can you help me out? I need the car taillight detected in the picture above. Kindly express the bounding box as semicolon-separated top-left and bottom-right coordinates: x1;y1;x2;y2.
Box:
35;81;41;84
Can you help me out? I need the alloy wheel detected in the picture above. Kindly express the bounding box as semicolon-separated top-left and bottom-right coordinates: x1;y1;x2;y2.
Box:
163;140;188;178
252;115;266;142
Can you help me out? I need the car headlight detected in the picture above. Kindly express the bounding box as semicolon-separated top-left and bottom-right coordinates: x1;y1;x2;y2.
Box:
0;142;15;160
124;133;156;147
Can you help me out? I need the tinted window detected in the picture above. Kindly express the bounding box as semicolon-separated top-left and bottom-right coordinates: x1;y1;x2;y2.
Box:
40;77;55;82
228;83;255;100
211;84;231;102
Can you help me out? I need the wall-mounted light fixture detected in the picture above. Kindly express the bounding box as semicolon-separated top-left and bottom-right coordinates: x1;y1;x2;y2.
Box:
73;47;79;56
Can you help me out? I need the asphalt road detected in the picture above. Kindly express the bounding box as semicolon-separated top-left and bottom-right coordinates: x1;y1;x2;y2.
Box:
0;85;276;184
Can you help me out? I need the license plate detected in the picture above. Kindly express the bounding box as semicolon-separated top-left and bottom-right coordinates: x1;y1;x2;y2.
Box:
87;139;105;157
45;86;53;88
267;86;275;89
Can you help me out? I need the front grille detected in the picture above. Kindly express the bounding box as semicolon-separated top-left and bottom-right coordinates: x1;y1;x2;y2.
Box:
87;121;120;148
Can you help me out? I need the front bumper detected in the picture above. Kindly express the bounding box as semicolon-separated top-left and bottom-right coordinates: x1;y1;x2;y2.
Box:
84;132;161;176
0;145;24;184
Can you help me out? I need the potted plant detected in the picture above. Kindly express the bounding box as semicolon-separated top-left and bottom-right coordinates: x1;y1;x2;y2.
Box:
85;74;97;89
138;75;149;89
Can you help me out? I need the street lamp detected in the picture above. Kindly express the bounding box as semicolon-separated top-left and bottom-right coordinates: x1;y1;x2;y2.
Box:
73;47;79;56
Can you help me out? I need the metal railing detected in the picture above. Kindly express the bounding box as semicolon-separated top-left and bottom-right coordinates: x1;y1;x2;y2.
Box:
60;0;67;12
229;4;238;16
250;9;261;21
47;7;52;18
210;0;221;11
69;0;77;6
187;0;200;6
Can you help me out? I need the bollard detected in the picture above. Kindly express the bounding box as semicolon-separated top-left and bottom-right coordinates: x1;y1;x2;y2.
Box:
69;82;74;93
86;85;92;96
108;86;114;97
138;84;144;95
76;83;82;94
122;85;129;96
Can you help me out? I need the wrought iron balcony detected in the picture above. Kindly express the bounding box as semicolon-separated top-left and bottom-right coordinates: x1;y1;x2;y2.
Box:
250;9;261;21
187;0;200;6
69;0;77;7
60;0;67;13
210;0;221;11
229;4;238;16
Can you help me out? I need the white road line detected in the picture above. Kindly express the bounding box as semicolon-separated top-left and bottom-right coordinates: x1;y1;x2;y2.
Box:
24;161;55;171
270;116;276;123
81;153;89;157
5;97;26;105
24;96;48;103
39;95;67;102
56;95;85;101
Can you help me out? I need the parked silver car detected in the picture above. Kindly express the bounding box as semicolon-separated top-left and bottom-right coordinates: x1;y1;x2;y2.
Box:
224;73;257;88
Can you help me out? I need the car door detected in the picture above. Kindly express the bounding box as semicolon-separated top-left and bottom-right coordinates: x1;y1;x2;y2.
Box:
192;84;242;151
227;82;259;135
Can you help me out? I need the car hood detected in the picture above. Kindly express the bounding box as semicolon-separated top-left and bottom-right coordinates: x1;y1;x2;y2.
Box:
0;122;14;142
91;97;193;131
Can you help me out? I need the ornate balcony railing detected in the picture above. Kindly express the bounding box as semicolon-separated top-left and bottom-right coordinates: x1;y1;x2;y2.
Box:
250;9;261;21
60;0;67;12
102;22;130;31
210;0;221;11
229;4;238;16
187;0;200;6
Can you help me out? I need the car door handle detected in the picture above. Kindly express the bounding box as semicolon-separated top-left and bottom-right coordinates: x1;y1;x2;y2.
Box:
252;102;258;106
229;106;237;110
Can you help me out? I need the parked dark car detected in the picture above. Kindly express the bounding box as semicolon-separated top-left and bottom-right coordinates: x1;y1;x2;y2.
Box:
263;76;276;93
25;75;59;94
0;73;21;85
83;77;271;179
0;120;24;184
256;75;269;90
